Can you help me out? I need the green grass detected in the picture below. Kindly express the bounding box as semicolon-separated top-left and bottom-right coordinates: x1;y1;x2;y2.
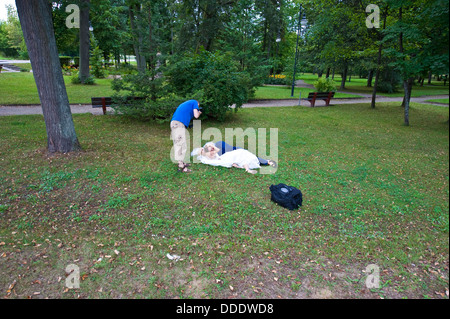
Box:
0;72;115;104
254;85;361;99
425;98;449;104
0;102;448;299
1;71;448;106
299;73;450;97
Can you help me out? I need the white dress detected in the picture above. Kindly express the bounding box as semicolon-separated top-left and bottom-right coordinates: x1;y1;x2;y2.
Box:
197;149;261;170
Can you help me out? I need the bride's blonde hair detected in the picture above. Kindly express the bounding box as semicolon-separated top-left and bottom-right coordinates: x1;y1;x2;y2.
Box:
191;142;219;158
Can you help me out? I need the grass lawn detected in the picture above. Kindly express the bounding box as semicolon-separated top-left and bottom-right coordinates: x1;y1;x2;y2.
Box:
0;102;448;299
254;86;361;100
425;98;449;105
1;71;448;105
299;73;450;97
0;72;115;105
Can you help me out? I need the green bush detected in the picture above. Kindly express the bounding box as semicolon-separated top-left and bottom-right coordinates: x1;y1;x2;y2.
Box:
377;68;402;93
59;56;72;67
264;74;289;85
164;50;254;121
111;94;192;123
70;71;95;85
111;70;203;122
90;45;105;78
111;70;163;101
313;77;337;92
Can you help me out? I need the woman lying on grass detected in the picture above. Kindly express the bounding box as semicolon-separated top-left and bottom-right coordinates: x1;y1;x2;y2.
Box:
213;141;277;168
192;142;273;174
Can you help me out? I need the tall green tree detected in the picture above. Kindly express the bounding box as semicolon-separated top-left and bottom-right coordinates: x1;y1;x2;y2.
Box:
302;0;370;89
2;4;27;58
383;0;449;125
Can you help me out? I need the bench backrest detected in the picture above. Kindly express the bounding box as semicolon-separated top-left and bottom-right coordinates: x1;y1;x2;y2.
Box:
307;92;335;98
91;96;146;107
91;97;113;107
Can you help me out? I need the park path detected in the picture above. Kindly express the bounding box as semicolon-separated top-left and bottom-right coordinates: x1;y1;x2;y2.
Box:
0;59;31;73
0;94;448;116
0;66;448;115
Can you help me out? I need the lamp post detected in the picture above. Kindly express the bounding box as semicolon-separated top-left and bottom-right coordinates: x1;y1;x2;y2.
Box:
291;5;307;97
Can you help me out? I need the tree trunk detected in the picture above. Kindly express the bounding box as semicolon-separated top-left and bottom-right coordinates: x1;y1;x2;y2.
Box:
129;4;146;73
367;70;374;87
326;67;331;78
340;63;348;90
79;0;90;83
16;0;81;153
402;77;414;126
428;71;432;84
371;67;381;109
371;38;384;108
371;9;387;109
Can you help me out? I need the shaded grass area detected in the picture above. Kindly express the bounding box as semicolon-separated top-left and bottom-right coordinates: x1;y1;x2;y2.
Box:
0;102;448;299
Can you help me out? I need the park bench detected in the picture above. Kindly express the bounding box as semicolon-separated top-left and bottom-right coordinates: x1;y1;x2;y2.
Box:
91;96;146;115
304;92;335;107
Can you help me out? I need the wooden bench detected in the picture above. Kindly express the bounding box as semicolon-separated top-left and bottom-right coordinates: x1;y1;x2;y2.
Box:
91;96;146;115
304;92;335;107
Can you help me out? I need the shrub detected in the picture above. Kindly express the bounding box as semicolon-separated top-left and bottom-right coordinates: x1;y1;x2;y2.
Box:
264;74;288;85
377;68;401;93
59;56;72;67
313;77;337;92
111;94;196;123
90;45;105;78
70;71;95;85
164;50;254;121
111;70;163;101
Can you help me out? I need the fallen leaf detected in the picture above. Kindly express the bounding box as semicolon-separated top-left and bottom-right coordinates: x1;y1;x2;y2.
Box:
6;280;16;297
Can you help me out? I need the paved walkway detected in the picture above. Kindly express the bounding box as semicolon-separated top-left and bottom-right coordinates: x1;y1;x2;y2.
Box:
0;59;31;73
244;95;449;108
0;94;447;116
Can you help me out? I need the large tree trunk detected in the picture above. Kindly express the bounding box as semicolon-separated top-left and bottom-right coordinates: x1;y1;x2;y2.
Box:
371;9;387;109
340;62;348;90
402;77;414;126
371;41;383;109
79;0;90;83
16;0;81;153
129;4;146;73
367;70;373;87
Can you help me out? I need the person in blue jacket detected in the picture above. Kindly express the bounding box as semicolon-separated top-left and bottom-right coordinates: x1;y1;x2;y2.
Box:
170;100;202;173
